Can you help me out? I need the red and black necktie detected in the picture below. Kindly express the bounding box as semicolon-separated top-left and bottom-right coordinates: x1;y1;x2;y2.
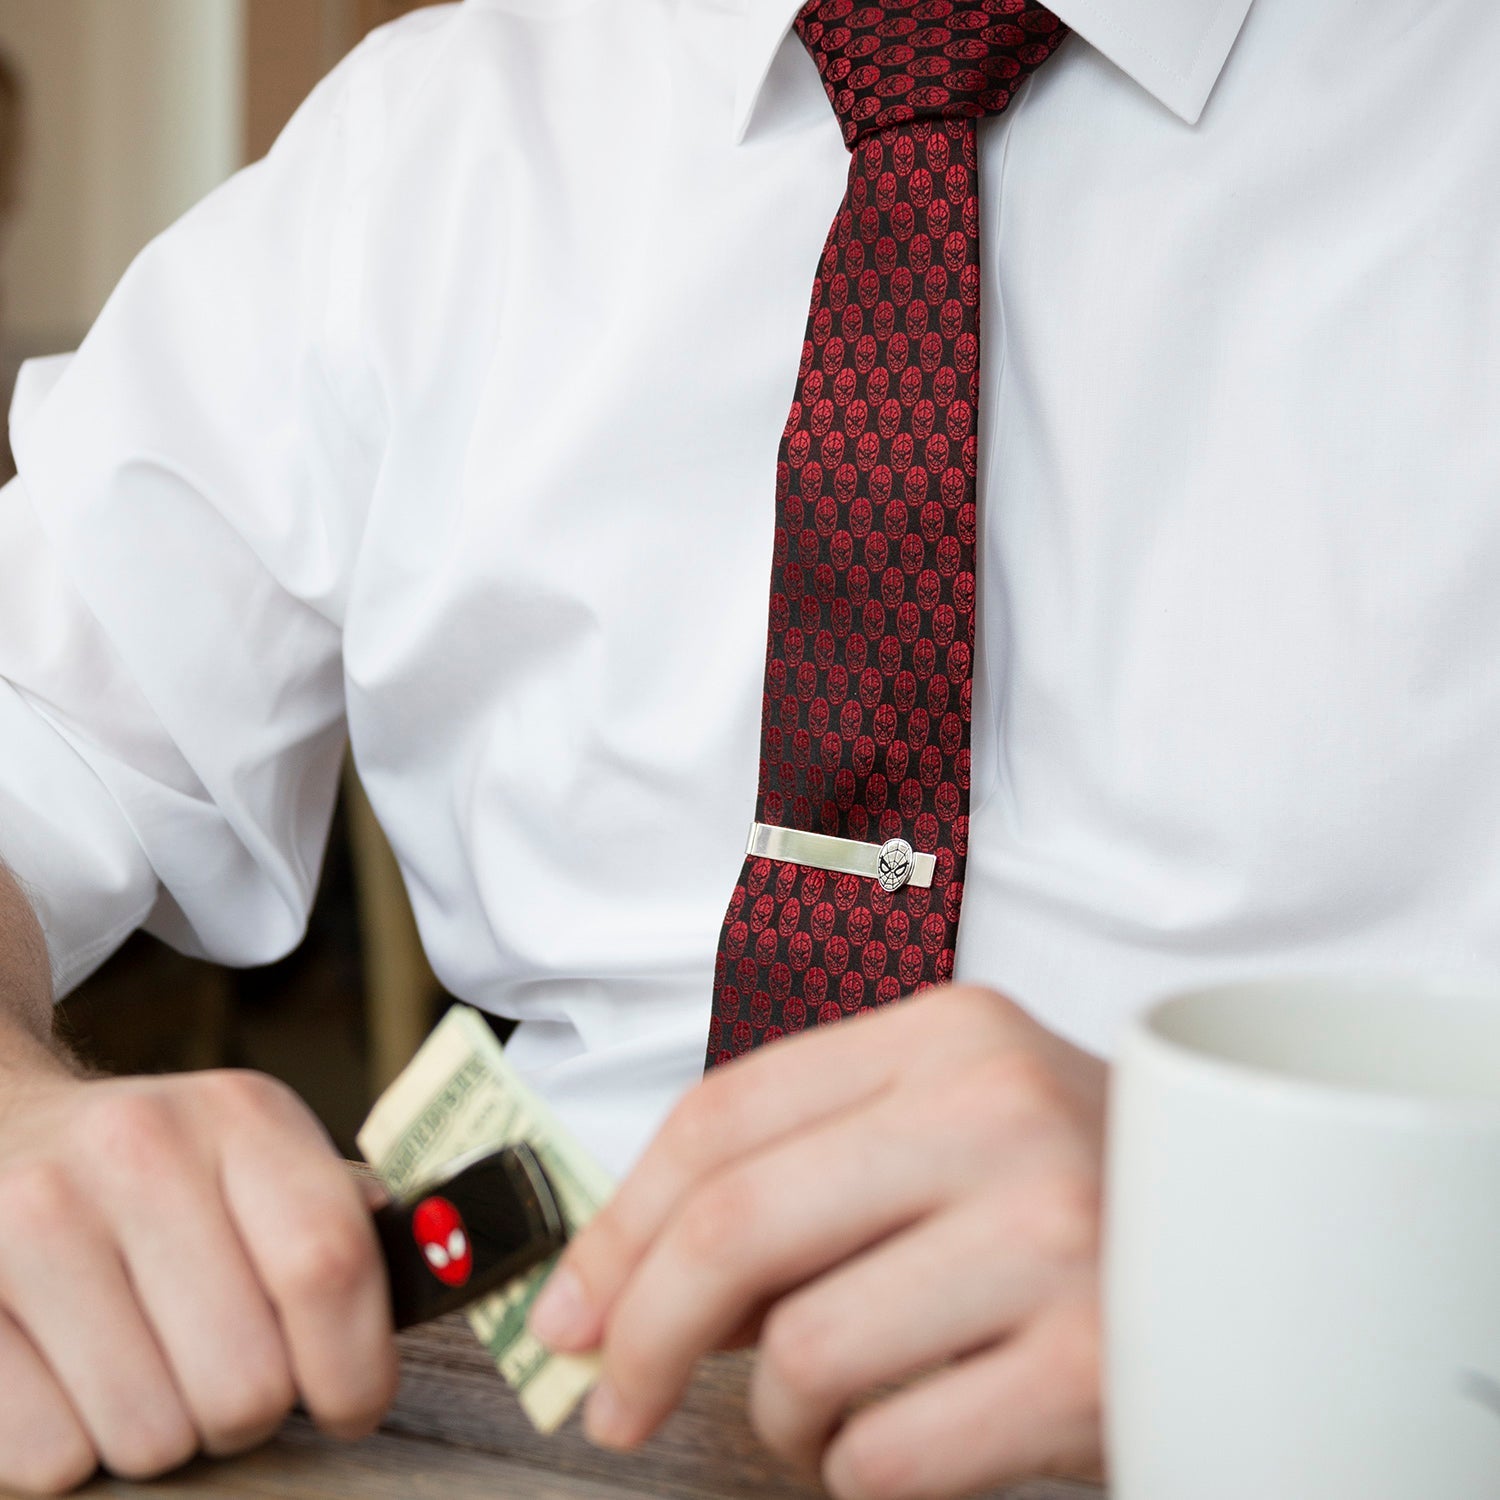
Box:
707;0;1069;1067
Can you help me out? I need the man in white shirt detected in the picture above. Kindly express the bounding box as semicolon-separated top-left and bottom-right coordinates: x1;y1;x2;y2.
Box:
0;0;1495;1492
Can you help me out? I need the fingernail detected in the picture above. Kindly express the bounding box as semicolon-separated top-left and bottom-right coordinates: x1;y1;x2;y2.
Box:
584;1378;632;1449
528;1265;589;1348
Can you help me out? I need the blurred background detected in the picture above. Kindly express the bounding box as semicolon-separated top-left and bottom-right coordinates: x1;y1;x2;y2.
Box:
0;0;450;1155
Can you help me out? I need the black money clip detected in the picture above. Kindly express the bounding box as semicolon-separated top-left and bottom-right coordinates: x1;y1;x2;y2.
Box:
372;1142;569;1331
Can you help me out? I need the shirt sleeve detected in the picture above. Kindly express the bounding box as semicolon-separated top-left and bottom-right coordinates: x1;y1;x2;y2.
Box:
0;34;392;996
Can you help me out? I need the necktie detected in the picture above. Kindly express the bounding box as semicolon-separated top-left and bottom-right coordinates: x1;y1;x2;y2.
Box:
708;0;1068;1068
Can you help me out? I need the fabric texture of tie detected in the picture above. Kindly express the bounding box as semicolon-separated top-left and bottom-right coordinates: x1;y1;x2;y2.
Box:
707;0;1068;1068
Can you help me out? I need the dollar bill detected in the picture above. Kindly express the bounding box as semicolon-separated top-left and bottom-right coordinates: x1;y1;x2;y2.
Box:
357;1004;613;1434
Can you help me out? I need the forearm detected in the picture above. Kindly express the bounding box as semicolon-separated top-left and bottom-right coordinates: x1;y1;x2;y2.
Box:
0;860;73;1078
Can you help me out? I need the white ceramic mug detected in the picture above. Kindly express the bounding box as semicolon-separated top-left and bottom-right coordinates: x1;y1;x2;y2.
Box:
1105;972;1500;1499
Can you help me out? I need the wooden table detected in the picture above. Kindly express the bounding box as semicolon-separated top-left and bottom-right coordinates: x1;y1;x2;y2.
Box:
44;1317;1107;1498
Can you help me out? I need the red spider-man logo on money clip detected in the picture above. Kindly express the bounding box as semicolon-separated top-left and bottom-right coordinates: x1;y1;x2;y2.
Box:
371;1142;567;1329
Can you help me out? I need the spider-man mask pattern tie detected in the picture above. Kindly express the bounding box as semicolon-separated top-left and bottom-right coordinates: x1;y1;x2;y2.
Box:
707;1;1068;1068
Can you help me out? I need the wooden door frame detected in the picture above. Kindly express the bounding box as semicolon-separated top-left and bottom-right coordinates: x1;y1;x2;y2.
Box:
243;0;441;165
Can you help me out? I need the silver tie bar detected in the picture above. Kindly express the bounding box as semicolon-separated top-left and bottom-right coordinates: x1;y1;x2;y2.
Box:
746;822;935;893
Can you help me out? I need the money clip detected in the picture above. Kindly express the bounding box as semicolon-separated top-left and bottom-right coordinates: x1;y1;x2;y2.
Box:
373;1142;569;1331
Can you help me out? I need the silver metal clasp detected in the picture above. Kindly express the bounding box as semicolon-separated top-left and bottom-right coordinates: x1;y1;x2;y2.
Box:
745;823;935;890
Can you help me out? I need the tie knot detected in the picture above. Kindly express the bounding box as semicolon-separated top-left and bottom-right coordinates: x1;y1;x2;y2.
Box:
795;0;1068;148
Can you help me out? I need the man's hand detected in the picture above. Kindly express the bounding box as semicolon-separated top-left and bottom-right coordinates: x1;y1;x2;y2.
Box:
0;1063;398;1494
528;985;1108;1500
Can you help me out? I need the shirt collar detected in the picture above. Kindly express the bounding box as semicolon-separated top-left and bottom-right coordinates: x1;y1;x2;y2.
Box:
731;0;1255;144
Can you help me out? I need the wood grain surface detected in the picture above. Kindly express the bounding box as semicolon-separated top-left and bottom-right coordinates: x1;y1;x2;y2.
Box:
27;1315;1104;1499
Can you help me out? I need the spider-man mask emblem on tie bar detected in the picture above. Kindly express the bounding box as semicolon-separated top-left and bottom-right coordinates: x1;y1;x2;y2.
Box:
876;838;915;893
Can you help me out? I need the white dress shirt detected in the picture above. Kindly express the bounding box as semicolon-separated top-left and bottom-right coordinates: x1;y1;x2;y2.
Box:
3;0;1499;1177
